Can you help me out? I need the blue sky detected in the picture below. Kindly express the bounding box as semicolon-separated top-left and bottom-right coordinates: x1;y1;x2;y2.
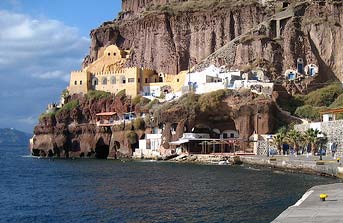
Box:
0;0;122;132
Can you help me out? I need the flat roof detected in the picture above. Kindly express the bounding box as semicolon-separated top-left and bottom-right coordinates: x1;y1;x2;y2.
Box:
96;112;117;116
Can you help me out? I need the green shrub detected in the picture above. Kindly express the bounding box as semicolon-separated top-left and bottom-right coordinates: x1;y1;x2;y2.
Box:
62;100;79;111
116;89;126;98
86;90;111;100
39;112;56;121
330;93;343;108
126;131;138;145
294;105;324;120
277;94;304;114
133;117;145;130
304;83;343;107
198;89;231;113
132;95;142;106
56;99;79;116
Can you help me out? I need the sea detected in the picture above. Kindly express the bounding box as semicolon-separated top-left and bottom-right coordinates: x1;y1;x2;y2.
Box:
0;146;340;223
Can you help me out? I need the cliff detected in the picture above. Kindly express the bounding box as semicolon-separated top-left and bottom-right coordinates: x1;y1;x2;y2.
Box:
83;0;271;74
31;89;295;159
84;0;343;83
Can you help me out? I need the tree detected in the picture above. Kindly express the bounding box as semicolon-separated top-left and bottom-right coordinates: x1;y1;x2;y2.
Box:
304;128;321;155
273;127;287;155
285;129;302;154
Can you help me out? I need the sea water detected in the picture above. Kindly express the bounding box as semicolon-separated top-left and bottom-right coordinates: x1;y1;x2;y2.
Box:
0;146;339;223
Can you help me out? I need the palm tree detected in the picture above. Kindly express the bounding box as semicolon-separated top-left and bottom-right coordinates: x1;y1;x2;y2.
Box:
304;128;321;155
273;127;287;155
285;129;302;154
273;134;284;155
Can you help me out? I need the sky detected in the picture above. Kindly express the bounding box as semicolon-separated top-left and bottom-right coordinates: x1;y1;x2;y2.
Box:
0;0;122;133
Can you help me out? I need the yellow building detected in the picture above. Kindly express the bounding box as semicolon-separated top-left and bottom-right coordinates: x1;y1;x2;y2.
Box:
68;45;186;98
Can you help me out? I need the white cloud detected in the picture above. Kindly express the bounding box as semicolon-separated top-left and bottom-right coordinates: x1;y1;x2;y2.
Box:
0;10;89;81
32;70;70;82
0;10;90;132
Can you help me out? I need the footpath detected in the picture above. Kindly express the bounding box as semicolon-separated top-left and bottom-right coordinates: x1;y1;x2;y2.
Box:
273;183;343;223
239;155;343;178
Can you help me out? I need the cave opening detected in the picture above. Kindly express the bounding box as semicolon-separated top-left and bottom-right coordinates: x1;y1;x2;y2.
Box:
95;138;109;159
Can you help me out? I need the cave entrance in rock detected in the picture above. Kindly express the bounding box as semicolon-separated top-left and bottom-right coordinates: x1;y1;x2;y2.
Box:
95;138;109;159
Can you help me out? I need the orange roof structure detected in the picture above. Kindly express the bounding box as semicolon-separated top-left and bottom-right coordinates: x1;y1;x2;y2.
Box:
96;112;117;116
319;108;343;115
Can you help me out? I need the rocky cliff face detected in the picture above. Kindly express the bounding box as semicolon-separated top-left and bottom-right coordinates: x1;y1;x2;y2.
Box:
83;0;271;74
32;90;291;158
84;0;343;83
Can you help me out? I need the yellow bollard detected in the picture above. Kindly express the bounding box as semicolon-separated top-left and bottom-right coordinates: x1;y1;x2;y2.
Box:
320;194;328;201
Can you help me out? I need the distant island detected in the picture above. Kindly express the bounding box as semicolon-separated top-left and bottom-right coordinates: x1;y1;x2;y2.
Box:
0;128;32;146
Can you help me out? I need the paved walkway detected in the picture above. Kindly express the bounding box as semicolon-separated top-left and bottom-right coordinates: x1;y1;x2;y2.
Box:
273;183;343;223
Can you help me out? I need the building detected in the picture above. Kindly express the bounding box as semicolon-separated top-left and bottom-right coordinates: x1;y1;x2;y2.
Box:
68;45;186;98
133;131;163;159
295;108;343;156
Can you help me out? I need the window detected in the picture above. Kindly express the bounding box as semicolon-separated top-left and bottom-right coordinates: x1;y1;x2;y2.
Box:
145;78;148;83
102;78;107;85
92;77;98;86
155;79;157;83
177;79;180;82
110;76;116;84
138;78;140;83
80;80;82;85
230;133;235;138
223;133;228;139
74;81;77;85
108;52;111;56
113;53;116;56
128;78;135;83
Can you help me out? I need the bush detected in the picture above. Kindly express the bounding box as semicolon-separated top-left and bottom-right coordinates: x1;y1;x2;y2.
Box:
304;83;343;107
62;100;79;111
132;95;151;106
86;90;111;100
330;93;343;108
198;89;231;113
294;105;324;120
277;94;304;114
39;112;56;121
116;89;126;98
56;99;79;117
126;131;138;145
133;117;145;130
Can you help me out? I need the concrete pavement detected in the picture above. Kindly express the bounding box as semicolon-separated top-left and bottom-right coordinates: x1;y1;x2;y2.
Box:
273;183;343;223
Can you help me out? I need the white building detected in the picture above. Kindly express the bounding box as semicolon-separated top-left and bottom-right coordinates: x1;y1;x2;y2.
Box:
133;131;163;159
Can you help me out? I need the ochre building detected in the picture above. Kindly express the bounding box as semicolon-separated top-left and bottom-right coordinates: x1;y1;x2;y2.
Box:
68;45;186;97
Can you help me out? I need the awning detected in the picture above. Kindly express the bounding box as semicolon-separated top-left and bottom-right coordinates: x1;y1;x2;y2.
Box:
169;139;189;145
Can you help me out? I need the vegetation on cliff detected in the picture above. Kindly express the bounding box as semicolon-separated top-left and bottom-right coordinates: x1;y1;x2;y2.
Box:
279;83;343;121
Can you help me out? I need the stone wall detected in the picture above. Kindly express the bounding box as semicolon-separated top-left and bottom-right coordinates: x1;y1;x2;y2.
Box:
295;120;343;156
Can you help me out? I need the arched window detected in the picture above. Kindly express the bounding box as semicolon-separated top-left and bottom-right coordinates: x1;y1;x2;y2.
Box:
80;80;82;85
92;77;98;86
74;81;77;85
110;76;116;84
121;76;126;84
102;77;107;85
